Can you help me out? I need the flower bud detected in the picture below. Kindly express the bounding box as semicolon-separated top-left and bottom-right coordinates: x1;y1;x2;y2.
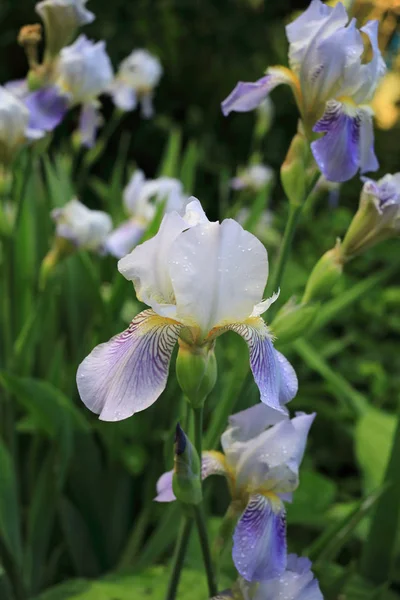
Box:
172;424;202;505
176;340;217;408
280;130;309;207
36;0;95;60
271;300;319;344
341;174;400;260
302;244;344;304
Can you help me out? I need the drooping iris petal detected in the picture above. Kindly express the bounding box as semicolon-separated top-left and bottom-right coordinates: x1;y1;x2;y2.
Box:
155;470;175;502
224;318;296;413
24;86;69;131
76;309;182;421
233;494;286;582
110;81;137;111
140;93;154;118
78;102;100;148
123;170;146;215
221;69;295;116
169;219;268;336
154;450;227;503
105;220;145;258
312;100;378;182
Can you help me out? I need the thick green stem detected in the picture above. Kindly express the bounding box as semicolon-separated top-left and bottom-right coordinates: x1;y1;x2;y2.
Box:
194;504;218;596
193;406;203;459
165;516;193;600
269;203;302;294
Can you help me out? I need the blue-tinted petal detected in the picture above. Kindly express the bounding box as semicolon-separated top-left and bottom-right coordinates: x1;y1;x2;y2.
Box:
105;220;145;258
226;318;296;413
24;86;69;131
221;68;295;117
110;81;137;111
359;107;379;174
76;309;182;421
155;470;176;502
79;103;100;148
253;553;323;600
233;494;286;581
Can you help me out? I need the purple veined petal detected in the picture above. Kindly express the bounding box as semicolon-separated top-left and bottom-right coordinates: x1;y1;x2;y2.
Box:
224;318;295;414
221;68;295;117
76;309;183;421
312;99;363;182
79;103;101;148
110;80;137;111
233;493;287;582
105;220;145;258
154;450;226;503
24;86;69;131
155;470;176;502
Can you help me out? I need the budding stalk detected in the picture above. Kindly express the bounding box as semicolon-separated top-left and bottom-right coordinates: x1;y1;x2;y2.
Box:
280;129;309;207
172;424;202;506
302;243;344;304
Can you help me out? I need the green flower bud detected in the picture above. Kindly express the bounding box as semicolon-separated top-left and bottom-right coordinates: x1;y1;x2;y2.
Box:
271;300;319;345
172;424;202;505
302;244;344;304
280;130;309;207
176;340;217;408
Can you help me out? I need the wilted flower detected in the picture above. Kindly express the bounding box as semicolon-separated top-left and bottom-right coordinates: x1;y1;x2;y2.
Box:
222;0;386;182
341;173;400;258
156;403;315;581
0;86;43;167
36;0;95;59
237;554;323;600
76;198;298;421
231;164;274;192
109;49;163;117
24;35;113;147
51;198;112;252
106;170;188;258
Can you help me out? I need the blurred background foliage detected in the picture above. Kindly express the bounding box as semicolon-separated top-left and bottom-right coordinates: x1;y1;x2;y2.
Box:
0;1;400;599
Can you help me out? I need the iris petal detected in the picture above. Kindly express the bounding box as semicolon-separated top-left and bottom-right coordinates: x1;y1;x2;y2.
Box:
76;309;182;421
233;494;286;581
24;86;69;131
312;100;378;182
224;318;297;413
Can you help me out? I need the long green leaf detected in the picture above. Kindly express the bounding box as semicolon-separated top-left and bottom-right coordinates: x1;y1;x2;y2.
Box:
360;410;400;586
0;439;22;570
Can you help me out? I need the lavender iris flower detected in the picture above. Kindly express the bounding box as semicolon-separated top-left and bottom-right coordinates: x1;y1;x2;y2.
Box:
221;0;386;183
109;49;163;117
24;35;113;147
156;403;315;582
105;170;188;259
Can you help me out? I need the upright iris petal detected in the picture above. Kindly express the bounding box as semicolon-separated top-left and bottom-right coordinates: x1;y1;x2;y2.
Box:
77;198;298;421
221;0;386;183
155;403;315;581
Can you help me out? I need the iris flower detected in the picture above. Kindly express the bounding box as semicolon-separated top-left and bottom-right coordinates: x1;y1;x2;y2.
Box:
109;49;163;117
106;170;188;258
0;86;43;167
231;164;274;192
156;403;315;581
51;198;112;252
341;172;400;258
76;199;298;421
25;35;113;147
222;0;386;182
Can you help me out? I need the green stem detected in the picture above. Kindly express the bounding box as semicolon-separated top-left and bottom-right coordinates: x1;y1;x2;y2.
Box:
192;406;217;597
268;203;302;294
194;504;218;597
165;516;193;600
193;406;203;458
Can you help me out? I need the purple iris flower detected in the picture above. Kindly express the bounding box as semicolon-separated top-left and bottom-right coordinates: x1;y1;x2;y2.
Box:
155;403;315;582
221;0;386;183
